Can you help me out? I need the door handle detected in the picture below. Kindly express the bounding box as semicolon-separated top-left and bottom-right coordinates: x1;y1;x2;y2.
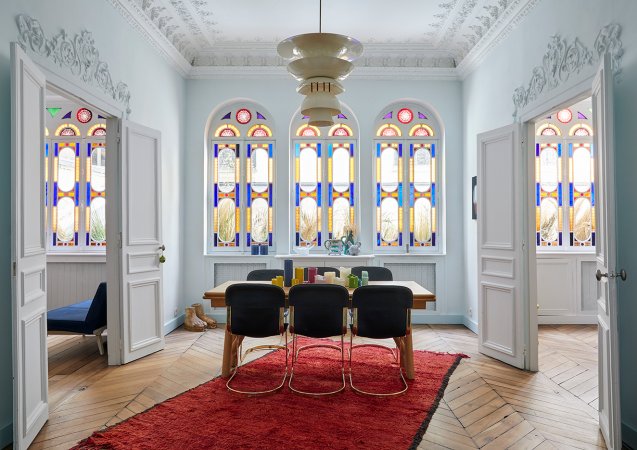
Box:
596;269;627;281
159;244;166;264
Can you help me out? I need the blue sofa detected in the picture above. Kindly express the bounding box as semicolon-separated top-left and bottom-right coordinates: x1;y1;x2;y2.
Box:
47;282;107;355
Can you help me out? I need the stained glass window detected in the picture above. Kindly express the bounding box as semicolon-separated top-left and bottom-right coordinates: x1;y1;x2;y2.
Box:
45;104;107;252
291;110;358;249
374;103;440;252
209;104;275;252
534;98;595;250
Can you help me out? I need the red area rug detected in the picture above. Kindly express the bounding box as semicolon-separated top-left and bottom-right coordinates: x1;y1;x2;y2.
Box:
73;339;466;450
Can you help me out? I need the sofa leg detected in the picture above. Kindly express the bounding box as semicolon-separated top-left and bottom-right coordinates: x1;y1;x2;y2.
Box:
95;331;105;355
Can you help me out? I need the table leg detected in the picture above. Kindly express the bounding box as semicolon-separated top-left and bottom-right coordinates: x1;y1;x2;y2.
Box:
221;327;233;378
403;333;415;380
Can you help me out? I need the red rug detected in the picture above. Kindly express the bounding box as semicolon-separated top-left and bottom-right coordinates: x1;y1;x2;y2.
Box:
73;339;466;450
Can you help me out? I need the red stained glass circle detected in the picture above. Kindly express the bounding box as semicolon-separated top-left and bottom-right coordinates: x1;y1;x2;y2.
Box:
414;127;430;137
77;108;92;123
220;128;236;137
557;109;572;124
332;127;350;137
236;109;252;124
60;127;77;136
93;127;107;136
381;127;398;137
301;127;317;137
397;108;413;124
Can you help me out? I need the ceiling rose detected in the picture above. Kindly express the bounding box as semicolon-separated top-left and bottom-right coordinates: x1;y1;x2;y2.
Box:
276;1;362;127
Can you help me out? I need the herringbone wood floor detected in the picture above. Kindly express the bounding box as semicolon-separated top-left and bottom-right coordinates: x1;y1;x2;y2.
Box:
31;324;603;449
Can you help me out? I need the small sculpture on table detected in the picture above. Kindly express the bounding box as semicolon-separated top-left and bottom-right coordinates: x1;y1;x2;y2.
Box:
340;224;361;256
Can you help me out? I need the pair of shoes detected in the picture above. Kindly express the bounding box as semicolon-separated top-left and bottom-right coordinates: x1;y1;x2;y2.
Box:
184;307;207;332
192;303;217;329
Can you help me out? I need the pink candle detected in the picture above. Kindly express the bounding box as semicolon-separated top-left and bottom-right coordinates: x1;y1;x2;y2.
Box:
308;267;318;283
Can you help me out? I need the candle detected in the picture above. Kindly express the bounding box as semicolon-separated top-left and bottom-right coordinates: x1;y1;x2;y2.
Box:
340;267;351;278
292;278;299;286
361;270;368;279
324;271;336;283
284;259;293;287
276;276;284;287
251;244;260;255
294;267;305;283
348;275;359;288
307;267;318;283
315;275;324;284
271;278;278;285
259;244;268;255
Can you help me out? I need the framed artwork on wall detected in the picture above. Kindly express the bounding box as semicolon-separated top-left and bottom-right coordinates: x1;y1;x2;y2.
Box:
472;176;477;220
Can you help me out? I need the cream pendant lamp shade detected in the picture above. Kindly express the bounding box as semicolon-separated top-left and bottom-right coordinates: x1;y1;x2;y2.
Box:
277;3;362;127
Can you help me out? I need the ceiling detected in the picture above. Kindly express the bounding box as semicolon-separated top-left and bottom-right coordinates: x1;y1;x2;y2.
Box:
110;0;540;77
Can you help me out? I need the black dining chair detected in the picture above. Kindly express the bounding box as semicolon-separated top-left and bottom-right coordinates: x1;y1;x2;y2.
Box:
246;269;284;281
303;266;340;280
351;266;393;281
350;285;413;396
288;284;349;395
225;283;289;395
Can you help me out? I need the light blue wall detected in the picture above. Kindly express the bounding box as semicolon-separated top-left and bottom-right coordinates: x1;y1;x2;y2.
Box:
462;0;637;445
0;1;187;446
183;77;466;319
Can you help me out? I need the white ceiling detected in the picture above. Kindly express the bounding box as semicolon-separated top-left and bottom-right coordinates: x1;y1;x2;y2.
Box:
110;0;540;77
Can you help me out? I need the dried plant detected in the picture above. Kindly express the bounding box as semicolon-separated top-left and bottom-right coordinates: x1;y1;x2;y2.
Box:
573;200;592;242
90;209;106;243
414;213;431;243
540;211;558;242
299;208;317;242
251;206;268;243
217;200;235;242
381;212;399;242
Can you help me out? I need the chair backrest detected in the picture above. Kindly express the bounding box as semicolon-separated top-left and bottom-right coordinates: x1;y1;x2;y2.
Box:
351;266;393;281
303;266;340;279
247;269;284;281
289;284;349;338
226;283;286;338
85;282;107;331
351;286;413;339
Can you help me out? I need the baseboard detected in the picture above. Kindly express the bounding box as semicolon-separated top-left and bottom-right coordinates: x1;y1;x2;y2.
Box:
462;316;478;334
624;421;637;449
538;315;597;324
164;314;185;334
0;421;12;449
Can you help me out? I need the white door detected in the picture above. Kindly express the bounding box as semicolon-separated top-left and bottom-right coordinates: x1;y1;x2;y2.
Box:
477;124;527;369
10;42;49;449
119;121;165;363
592;53;622;449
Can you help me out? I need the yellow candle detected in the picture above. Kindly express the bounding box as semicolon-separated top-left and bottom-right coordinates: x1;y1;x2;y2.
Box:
294;267;305;282
271;278;278;285
276;276;284;287
292;278;299;286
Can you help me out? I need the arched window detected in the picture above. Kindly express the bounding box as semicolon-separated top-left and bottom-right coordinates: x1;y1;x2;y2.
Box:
535;98;594;249
208;102;275;252
374;102;442;252
45;106;107;251
291;109;358;248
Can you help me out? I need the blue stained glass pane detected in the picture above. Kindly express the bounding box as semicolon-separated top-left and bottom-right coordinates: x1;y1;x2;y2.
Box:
214;144;219;157
235;233;239;245
86;235;89;246
328;143;333;158
398;143;403;157
399;234;402;246
269;234;273;246
558;183;562;206
221;112;231;120
569;185;574;206
236;184;240;205
418;112;428;120
53;186;57;206
328;184;333;206
45;143;48;157
302;115;309;119
557;143;562;157
295;143;300;157
537;233;540;246
591;183;595;206
431;143;435;158
75;143;80;156
349;143;354;157
536;184;540;205
410;232;414;246
376;185;381;206
62;111;72;119
377;233;381;246
317;185;322;206
559;233;562;246
535;143;540;157
296;233;300;246
317;143;322;157
75;232;78;245
432;233;436;246
86;184;91;204
409;188;414;207
87;143;91;157
246;233;251;246
246;144;251;157
409;143;414;157
398;188;403;207
54;142;59;157
256;112;266;120
75;182;80;198
383;112;392;119
98;114;106;119
246;186;251;206
568;143;573;157
376;143;381;158
213;185;218;206
432;184;436;206
268;143;273;157
337;113;347;119
592;233;596;246
350;182;354;196
318;231;322;246
577;111;587;119
295;185;300;206
350;193;354;206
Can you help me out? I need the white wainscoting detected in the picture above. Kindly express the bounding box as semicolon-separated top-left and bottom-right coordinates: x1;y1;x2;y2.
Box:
46;256;106;311
536;253;596;324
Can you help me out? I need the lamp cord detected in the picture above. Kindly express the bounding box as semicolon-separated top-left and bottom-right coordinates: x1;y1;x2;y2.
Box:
319;0;322;33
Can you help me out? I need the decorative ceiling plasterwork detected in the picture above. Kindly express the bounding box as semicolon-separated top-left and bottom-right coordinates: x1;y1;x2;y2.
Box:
512;23;623;118
15;14;132;116
107;0;540;79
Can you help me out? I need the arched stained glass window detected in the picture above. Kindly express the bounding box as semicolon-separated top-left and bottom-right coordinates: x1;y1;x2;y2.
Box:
291;106;358;248
534;97;594;249
374;103;441;252
45;102;107;252
208;102;275;252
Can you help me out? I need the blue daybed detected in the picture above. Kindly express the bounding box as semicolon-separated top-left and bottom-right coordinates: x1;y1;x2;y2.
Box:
47;282;107;355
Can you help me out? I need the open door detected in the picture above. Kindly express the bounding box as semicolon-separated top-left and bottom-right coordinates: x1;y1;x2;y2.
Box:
592;53;622;449
477;124;527;369
117;120;165;364
10;42;49;449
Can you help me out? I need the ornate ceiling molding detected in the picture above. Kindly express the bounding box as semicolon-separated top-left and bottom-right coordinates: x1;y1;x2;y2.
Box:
16;14;132;116
512;23;623;118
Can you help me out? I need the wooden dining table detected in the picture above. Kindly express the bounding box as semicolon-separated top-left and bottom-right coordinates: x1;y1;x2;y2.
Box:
203;280;436;380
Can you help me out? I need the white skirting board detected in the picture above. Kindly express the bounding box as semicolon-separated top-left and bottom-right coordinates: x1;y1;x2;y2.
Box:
538;315;597;325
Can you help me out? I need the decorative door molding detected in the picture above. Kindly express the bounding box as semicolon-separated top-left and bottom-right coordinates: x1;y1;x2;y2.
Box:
512;23;623;118
15;14;132;116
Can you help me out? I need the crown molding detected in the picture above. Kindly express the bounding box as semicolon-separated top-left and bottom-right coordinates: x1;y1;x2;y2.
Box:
188;65;459;81
106;0;191;76
456;0;541;79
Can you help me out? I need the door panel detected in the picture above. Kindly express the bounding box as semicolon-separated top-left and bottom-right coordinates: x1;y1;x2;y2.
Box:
11;42;49;450
593;53;621;449
477;124;526;369
120;121;164;363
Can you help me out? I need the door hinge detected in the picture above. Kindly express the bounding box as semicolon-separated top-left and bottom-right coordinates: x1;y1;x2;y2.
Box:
12;261;16;277
523;347;527;356
118;232;123;249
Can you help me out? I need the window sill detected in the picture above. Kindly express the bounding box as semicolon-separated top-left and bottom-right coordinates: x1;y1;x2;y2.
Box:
274;254;375;260
47;253;106;263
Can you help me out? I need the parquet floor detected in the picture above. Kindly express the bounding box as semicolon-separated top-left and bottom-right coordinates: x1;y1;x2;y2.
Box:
31;324;604;450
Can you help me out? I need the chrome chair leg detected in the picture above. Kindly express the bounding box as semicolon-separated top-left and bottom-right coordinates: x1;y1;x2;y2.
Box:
288;334;346;396
348;341;408;397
